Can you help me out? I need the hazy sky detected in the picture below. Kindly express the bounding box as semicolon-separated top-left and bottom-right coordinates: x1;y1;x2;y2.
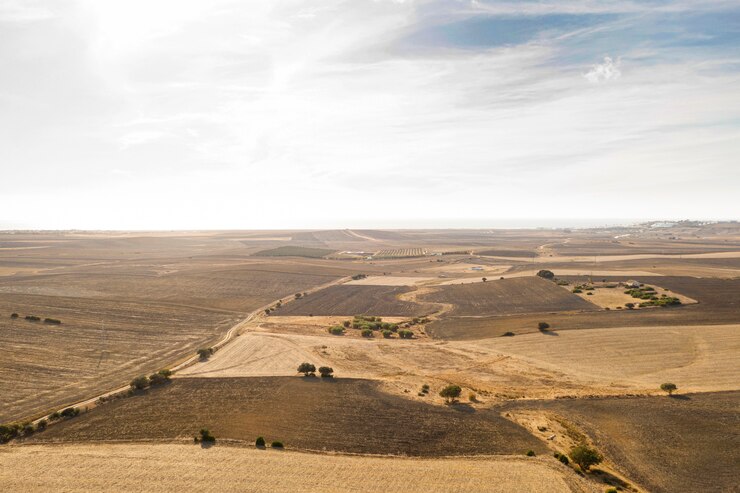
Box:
1;0;739;229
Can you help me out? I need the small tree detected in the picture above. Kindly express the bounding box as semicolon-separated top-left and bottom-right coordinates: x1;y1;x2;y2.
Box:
381;329;392;338
256;436;266;447
318;366;334;378
197;348;214;360
361;328;373;338
328;326;344;335
196;428;215;443
297;362;316;376
439;384;462;404
130;375;150;390
482;277;487;282
149;369;171;386
271;441;284;448
538;322;550;331
537;270;555;280
398;330;414;339
569;445;602;471
342;320;351;328
10;313;18;319
660;382;678;395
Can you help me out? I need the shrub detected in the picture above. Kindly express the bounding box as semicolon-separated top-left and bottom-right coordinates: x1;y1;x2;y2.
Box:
10;313;18;319
49;411;61;421
342;320;351;328
197;428;215;443
43;318;62;325
60;407;79;418
660;382;677;395
421;384;430;392
36;419;47;431
256;436;266;447
469;392;477;402
398;330;414;339
379;329;393;338
294;293;302;299
625;302;635;309
526;450;536;457
536;270;555;280
538;322;550;331
558;454;569;465
197;347;214;360
388;323;398;332
501;331;515;337
297;362;316;376
130;375;150;390
271;441;284;448
328;326;345;335
149;370;172;386
0;424;21;443
572;288;583;293
606;489;618;493
25;315;41;321
439;384;462;404
569;444;602;471
318;366;334;378
361;328;373;338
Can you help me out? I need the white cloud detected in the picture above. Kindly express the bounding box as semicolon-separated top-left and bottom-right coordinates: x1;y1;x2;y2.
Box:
584;56;622;83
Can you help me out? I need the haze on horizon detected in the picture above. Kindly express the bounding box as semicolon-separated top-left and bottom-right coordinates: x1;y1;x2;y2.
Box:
1;0;739;230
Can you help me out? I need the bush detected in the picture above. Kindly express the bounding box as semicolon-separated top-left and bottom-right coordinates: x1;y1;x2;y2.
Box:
660;382;677;395
572;288;583;293
0;424;21;443
60;407;79;418
328;326;345;335
25;315;41;321
196;428;215;443
569;444;602;471
439;384;462;404
381;329;393;338
625;302;635;309
342;320;351;328
149;369;172;386
318;366;334;378
297;362;316;376
606;489;618;493
398;330;414;339
361;328;373;338
388;323;398;332
502;331;515;337
526;450;536;457
538;322;550;331
10;313;18;319
49;411;61;421
197;347;214;360
271;441;284;448
536;270;555;280
558;454;569;465
36;419;47;431
294;293;302;299
256;436;266;447
130;375;150;390
43;318;62;325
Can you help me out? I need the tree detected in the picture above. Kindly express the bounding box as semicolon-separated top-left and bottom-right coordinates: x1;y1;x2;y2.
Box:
196;428;215;443
10;313;18;319
271;441;284;448
256;436;266;447
149;369;172;386
197;348;214;360
297;362;316;376
538;322;550;331
660;382;678;395
319;366;334;378
439;384;462;404
482;277;487;282
569;445;602;471
536;270;555;280
130;375;150;390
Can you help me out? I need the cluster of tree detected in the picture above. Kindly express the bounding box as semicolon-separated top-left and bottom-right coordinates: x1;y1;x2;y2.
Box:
0;406;84;442
536;270;555;280
255;436;284;448
297;363;334;378
130;369;172;391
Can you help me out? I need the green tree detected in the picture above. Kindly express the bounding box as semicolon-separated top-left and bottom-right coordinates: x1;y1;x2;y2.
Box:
439;384;462;404
256;436;266;447
130;375;150;390
318;366;334;378
537;270;555;280
569;445;602;471
660;382;678;395
297;362;316;376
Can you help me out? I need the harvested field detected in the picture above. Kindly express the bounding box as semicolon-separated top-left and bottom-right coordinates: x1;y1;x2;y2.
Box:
345;276;434;286
508;391;740;493
477;249;536;258
274;285;434;317
0;294;235;423
422;277;600;317
0;444;592;493
253;246;337;258
30;377;546;457
428;276;740;339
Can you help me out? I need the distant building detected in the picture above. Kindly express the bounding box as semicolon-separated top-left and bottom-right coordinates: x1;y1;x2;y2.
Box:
625;280;640;288
470;266;484;271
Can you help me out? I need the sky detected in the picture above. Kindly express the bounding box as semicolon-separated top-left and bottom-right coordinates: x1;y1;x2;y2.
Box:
1;0;739;230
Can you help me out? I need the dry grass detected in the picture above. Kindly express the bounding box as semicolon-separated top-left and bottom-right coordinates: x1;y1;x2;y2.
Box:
0;443;593;493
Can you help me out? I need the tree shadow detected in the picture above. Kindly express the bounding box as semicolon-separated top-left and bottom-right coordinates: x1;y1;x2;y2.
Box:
448;402;476;414
669;394;691;400
541;330;559;336
199;441;216;449
590;468;632;489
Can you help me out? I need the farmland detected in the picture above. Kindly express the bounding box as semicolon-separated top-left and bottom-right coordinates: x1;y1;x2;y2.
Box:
421;277;600;317
30;377;546;457
274;285;434;317
507;391;740;493
2;226;740;492
0;444;590;493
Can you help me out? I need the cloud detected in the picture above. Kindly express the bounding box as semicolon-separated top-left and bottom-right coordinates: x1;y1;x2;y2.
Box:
0;0;55;22
584;56;622;82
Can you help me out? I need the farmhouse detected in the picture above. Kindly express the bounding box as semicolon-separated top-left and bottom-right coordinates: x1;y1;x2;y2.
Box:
624;280;640;288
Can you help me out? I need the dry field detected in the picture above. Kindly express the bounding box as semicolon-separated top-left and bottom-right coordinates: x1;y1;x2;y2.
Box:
345;276;435;286
30;377;546;457
0;293;235;423
274;285;434;317
566;282;695;309
508;391;740;493
428;276;740;339
0;443;595;493
421;277;600;317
